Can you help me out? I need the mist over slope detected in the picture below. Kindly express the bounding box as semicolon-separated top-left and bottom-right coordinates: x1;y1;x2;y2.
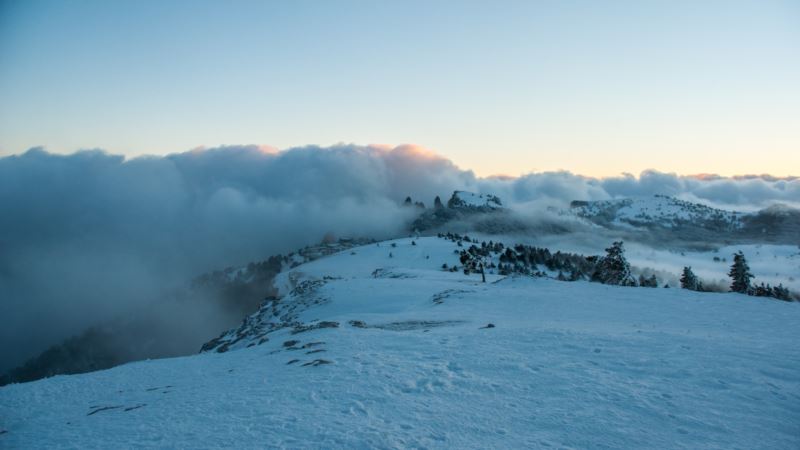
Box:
2;237;797;449
1;144;798;371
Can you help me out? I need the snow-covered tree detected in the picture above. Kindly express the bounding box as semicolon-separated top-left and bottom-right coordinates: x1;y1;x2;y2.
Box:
753;283;774;297
591;241;635;286
728;251;753;294
773;284;792;301
433;196;444;209
639;274;658;288
680;266;701;291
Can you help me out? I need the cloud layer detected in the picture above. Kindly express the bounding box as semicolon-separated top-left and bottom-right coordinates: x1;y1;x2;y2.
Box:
1;144;797;370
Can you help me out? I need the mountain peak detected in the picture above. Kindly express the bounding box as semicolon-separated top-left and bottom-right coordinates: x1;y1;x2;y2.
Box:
447;191;503;210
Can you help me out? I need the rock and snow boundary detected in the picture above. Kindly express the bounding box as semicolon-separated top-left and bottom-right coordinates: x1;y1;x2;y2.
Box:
1;237;798;449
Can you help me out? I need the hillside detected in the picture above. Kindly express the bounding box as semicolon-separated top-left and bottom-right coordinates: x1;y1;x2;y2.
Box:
0;239;372;386
2;236;798;448
568;195;800;245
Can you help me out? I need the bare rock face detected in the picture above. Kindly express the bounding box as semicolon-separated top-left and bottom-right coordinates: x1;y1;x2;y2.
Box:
411;191;509;233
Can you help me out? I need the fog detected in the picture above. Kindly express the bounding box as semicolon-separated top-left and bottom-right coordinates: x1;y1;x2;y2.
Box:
1;144;797;372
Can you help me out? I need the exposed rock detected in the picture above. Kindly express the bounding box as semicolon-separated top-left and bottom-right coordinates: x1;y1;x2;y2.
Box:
302;359;332;367
291;321;339;335
348;320;368;328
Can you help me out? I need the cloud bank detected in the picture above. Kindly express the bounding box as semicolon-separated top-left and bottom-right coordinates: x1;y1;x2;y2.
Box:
1;144;797;370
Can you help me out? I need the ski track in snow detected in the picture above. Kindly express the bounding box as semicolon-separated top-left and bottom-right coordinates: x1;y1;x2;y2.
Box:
1;237;799;449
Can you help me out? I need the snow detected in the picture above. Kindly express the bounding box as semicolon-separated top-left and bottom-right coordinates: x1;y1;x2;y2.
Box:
623;242;800;291
2;237;799;449
572;195;744;229
451;191;503;209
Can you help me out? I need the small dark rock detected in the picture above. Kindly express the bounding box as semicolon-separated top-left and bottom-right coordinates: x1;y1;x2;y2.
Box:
291;321;340;335
301;341;325;349
283;340;300;348
349;320;368;328
302;359;333;367
480;323;495;329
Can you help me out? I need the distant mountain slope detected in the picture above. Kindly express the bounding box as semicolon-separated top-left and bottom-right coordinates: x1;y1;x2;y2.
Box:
2;236;798;449
568;195;800;245
569;195;744;230
411;191;533;234
0;239;373;386
446;191;503;209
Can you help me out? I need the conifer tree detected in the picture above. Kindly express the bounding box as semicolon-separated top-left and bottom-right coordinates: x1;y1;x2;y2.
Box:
434;196;444;209
638;274;658;288
773;284;792;301
680;266;701;291
753;283;773;297
591;241;635;286
728;251;753;294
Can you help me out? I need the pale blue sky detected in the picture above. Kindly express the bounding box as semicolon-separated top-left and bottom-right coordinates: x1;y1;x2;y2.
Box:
1;0;798;176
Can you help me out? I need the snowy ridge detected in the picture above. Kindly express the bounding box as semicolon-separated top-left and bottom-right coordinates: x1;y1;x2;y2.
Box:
1;236;798;449
570;195;744;230
447;191;503;209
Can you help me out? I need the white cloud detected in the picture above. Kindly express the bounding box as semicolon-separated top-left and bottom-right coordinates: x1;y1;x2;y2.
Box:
1;144;796;369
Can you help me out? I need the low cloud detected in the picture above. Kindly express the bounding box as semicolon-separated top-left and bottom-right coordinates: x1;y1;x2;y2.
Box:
1;144;797;370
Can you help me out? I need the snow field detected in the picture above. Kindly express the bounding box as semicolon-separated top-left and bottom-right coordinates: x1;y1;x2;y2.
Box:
2;237;798;449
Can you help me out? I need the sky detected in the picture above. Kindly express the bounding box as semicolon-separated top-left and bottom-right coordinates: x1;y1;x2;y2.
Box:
1;0;799;177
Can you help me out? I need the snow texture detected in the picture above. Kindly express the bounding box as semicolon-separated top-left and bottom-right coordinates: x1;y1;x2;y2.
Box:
1;237;798;449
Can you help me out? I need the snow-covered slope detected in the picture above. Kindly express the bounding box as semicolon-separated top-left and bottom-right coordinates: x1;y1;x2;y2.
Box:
567;195;800;245
570;195;744;230
2;237;798;449
447;191;503;210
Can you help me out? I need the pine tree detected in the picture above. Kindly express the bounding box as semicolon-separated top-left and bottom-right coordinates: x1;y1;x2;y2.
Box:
403;196;412;206
753;283;773;297
680;266;701;291
591;241;635;286
433;196;444;209
728;251;753;294
773;284;792;301
638;274;658;288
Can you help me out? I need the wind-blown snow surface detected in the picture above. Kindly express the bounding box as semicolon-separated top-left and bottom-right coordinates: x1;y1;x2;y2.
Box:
2;237;798;449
